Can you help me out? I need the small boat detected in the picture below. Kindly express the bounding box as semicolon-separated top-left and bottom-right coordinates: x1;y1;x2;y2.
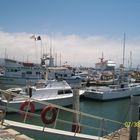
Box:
47;67;82;88
83;82;140;100
89;71;118;86
0;80;83;112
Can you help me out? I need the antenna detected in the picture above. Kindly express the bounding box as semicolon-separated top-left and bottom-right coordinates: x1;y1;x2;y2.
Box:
55;52;57;66
4;48;7;59
122;33;125;67
50;33;53;57
99;52;104;62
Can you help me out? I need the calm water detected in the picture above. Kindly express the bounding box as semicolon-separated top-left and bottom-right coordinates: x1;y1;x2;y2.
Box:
0;84;132;140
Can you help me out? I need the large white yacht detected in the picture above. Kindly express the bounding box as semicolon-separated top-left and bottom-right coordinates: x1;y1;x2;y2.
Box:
0;58;44;85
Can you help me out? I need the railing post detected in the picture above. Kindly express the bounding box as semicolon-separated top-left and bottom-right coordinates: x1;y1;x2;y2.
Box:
54;109;60;129
98;118;104;138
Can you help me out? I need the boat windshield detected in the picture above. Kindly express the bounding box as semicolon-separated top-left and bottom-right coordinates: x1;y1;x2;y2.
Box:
58;89;73;95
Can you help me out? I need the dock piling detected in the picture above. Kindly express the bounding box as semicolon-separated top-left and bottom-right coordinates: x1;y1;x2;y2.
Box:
72;88;80;133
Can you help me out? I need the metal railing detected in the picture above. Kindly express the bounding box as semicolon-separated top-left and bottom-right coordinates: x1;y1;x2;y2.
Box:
0;88;128;139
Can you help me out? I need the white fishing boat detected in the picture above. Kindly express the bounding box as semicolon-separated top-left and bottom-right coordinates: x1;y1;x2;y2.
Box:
0;80;83;112
83;82;140;100
84;34;140;100
47;67;82;88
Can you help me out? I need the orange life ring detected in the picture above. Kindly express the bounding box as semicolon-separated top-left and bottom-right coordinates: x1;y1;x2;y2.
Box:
41;105;57;125
19;101;35;118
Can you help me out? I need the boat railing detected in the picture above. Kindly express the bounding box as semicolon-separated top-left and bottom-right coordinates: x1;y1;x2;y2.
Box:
0;88;128;139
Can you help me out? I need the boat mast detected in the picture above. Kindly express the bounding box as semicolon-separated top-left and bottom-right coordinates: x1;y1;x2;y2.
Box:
4;48;7;59
60;52;62;67
120;33;126;85
130;51;132;70
99;52;104;63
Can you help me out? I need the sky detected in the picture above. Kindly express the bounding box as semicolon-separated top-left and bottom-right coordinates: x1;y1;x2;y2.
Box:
0;0;140;67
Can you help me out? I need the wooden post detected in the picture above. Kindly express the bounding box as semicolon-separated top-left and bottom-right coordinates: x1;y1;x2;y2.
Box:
99;118;104;137
0;109;5;125
129;96;139;140
71;89;80;133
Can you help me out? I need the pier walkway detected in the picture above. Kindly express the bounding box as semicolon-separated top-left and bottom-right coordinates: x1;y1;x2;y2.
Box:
0;122;34;140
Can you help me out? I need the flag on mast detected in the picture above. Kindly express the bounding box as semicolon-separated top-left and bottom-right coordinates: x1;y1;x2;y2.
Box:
30;34;36;40
36;36;41;41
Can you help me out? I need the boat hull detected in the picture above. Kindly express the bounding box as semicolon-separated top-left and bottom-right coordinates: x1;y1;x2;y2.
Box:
0;76;41;86
84;85;140;100
0;96;73;113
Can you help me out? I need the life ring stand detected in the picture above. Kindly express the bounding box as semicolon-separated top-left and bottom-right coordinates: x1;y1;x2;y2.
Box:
19;100;35;118
41;105;57;125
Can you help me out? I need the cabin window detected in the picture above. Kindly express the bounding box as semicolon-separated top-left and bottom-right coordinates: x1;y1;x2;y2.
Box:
36;72;40;75
26;71;32;74
58;89;72;95
22;73;25;77
58;90;64;95
64;74;67;77
71;74;74;76
64;90;73;94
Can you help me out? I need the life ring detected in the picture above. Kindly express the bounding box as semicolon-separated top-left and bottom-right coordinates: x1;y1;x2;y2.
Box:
41;105;57;125
19;101;35;118
71;124;80;133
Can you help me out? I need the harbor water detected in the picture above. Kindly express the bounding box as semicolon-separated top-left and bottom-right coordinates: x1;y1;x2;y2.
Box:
0;84;133;140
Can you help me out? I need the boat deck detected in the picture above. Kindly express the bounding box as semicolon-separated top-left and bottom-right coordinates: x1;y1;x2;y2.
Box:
1;119;140;140
104;127;140;140
0;120;108;140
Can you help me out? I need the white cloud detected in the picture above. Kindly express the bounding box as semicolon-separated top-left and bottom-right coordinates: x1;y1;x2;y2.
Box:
0;31;140;68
